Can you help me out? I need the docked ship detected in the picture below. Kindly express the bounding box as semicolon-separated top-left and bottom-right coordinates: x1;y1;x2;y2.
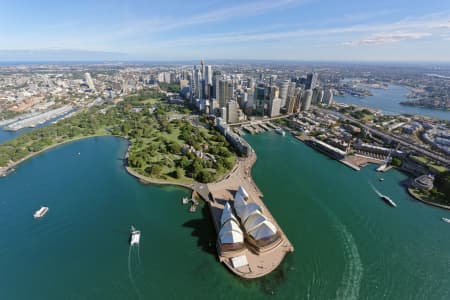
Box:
33;206;49;218
129;226;141;246
275;127;285;136
442;218;450;224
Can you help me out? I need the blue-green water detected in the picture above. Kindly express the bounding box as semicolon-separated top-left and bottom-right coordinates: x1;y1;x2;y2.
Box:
336;85;450;121
1;134;450;299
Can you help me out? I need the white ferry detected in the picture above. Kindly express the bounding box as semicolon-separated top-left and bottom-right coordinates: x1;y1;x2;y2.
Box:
275;127;286;136
129;226;141;246
380;194;397;207
33;206;49;218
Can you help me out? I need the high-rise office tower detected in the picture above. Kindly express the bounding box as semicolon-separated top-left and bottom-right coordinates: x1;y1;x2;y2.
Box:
323;89;334;106
254;83;267;116
85;72;95;90
218;79;229;108
196;69;203;99
312;88;324;103
286;94;296;114
279;80;290;107
269;86;279;101
239;92;248;108
247;78;255;90
226;100;239;123
305;72;317;90
294;88;303;112
205;65;212;86
301;89;313;111
269;97;282;117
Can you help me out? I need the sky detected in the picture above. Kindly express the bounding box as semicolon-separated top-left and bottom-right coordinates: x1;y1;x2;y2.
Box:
1;0;450;62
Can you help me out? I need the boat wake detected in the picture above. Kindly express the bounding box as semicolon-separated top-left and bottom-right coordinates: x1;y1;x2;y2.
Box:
369;182;383;197
128;245;142;299
334;219;364;300
318;203;363;300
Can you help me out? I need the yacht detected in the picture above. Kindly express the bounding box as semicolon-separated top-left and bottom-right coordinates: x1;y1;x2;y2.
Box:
33;206;49;218
370;183;397;207
380;194;397;207
442;218;450;224
129;226;141;246
275;127;286;136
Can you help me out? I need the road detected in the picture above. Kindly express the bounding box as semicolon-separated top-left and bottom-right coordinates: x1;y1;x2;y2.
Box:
315;106;450;167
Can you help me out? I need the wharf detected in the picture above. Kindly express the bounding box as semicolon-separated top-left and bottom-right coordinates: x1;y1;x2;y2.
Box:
207;152;294;279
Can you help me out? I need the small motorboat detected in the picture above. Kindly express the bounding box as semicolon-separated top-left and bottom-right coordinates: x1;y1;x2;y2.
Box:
378;177;384;182
129;226;141;246
442;218;450;224
34;206;49;218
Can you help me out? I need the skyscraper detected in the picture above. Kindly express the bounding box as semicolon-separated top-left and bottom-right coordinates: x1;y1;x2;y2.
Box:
305;72;317;90
218;79;229;108
301;89;313;111
84;72;95;90
227;100;239;123
204;65;213;99
279;80;290;107
269;86;279;101
312;88;324;103
269;97;282;117
254;83;267;116
323;89;334;106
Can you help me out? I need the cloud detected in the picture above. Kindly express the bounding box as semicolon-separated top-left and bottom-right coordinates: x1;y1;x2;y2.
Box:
144;12;449;49
113;0;309;37
343;32;432;46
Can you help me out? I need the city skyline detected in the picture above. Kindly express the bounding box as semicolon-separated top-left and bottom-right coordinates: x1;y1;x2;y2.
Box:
2;0;450;62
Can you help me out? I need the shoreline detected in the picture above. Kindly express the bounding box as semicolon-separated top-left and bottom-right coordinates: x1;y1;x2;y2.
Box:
0;134;112;176
407;188;450;211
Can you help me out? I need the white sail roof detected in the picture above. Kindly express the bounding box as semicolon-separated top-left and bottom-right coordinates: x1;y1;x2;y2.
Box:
237;185;249;200
248;221;277;240
219;230;244;244
243;210;268;232
221;219;242;234
241;203;262;223
219;219;244;244
220;202;238;225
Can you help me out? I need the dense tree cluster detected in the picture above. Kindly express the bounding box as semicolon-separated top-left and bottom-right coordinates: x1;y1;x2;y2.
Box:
1;89;237;184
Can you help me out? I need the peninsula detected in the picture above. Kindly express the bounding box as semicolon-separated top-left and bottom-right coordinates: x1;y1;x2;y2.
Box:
0;87;294;279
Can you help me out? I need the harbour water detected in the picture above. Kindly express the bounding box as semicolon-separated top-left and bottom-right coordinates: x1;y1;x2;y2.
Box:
336;84;450;121
1;134;450;299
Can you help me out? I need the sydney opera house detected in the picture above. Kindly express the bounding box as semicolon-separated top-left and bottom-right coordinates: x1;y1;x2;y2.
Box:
217;186;281;254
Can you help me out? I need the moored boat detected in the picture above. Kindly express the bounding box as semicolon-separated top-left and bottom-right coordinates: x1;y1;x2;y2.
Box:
442;218;450;223
275;127;285;136
33;206;49;218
